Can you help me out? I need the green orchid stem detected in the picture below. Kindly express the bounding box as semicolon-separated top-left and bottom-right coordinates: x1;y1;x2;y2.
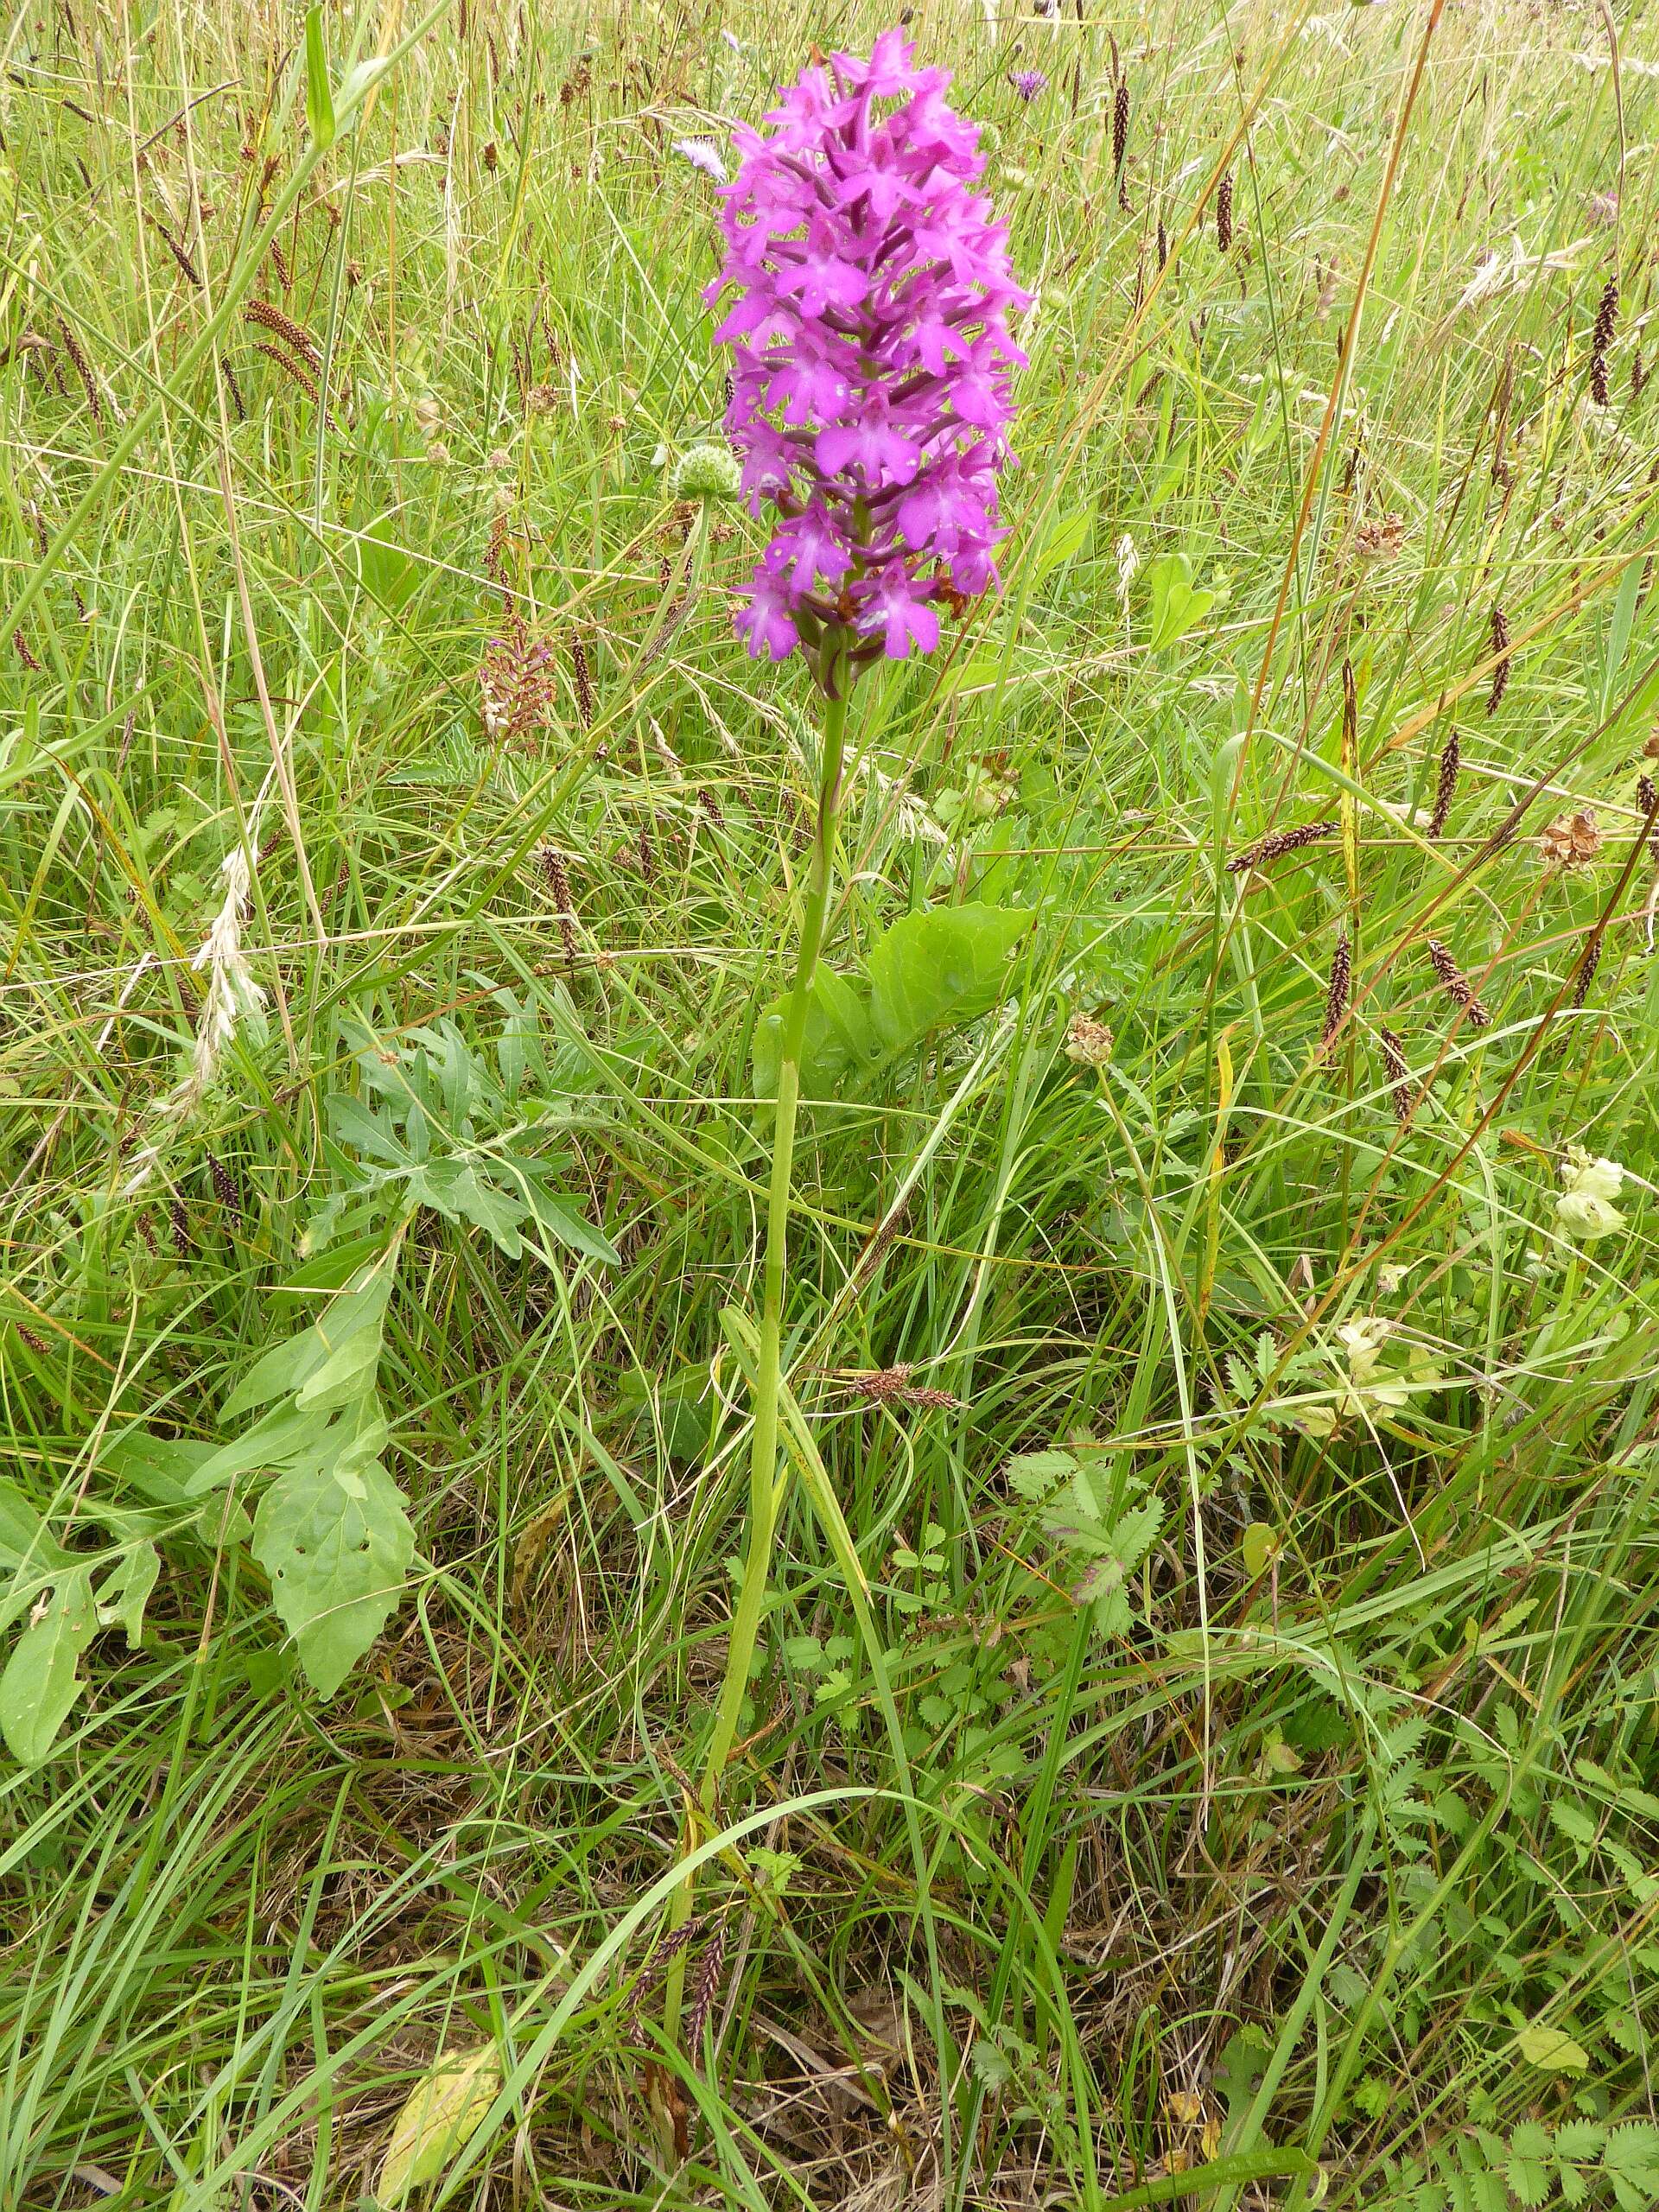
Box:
701;640;852;1810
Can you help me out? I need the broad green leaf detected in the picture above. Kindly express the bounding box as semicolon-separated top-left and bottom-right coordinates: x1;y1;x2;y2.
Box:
410;1158;525;1256
0;1478;64;1567
183;1402;339;1497
293;1319;385;1413
866;904;1028;1058
221;1274;391;1420
96;1541;160;1647
377;2045;502;2206
252;1454;414;1696
99;1431;216;1503
355;512;418;610
752;964;876;1101
303;6;335;152
0;1564;96;1764
1515;2019;1588;2074
1144;550;1217;651
518;1174;621;1266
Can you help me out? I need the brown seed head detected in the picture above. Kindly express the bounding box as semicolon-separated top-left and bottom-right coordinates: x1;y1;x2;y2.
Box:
1538;810;1602;871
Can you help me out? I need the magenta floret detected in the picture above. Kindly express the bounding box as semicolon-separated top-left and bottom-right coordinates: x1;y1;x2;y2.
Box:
706;29;1027;675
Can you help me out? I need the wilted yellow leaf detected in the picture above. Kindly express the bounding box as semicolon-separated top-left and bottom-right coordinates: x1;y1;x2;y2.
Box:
1516;2020;1588;2075
377;2044;502;2205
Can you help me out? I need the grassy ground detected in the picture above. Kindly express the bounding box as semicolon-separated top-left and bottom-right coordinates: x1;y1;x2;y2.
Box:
3;0;1659;2204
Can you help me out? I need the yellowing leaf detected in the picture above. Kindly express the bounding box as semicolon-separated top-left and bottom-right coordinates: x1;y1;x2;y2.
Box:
1516;2020;1588;2074
377;2045;502;2204
1241;1522;1279;1579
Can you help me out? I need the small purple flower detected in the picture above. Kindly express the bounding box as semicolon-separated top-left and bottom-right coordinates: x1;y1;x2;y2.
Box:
707;28;1027;675
1009;68;1048;103
673;137;729;184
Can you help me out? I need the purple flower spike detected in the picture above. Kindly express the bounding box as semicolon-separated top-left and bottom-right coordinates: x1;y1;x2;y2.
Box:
1010;69;1049;102
707;28;1027;677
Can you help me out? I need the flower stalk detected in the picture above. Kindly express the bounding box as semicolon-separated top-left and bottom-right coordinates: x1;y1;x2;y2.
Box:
702;636;849;1804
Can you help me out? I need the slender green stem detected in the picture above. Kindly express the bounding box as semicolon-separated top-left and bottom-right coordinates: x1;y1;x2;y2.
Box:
701;646;851;1808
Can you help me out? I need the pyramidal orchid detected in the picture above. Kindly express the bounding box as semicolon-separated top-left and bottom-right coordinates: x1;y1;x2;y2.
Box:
709;27;1028;685
694;33;1027;1825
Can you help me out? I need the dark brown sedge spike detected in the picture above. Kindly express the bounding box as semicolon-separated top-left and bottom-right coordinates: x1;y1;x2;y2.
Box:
55;315;105;427
1589;275;1617;407
1217;170;1234;253
1378;1027;1414;1125
219;357;247;422
1485;605;1510;715
569;632;594;728
243;299;319;365
1342;658;1357;752
1319;929;1351;1058
538;845;580;968
1568;933;1601;1010
1113;79;1129;178
1226;819;1338;874
1156;218;1169;269
1427;938;1492;1028
1428;729;1460;839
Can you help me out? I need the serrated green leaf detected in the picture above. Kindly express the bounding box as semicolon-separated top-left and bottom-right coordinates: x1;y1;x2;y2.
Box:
1005;1449;1077;1499
252;1456;414;1697
0;1564;96;1764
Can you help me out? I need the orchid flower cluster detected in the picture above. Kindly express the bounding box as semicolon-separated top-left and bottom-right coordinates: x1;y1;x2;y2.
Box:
707;29;1027;680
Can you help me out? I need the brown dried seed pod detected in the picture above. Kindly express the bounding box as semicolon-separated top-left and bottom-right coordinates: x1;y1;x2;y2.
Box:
1427;938;1492;1028
1427;729;1460;839
1226;818;1338;874
1485;605;1510;715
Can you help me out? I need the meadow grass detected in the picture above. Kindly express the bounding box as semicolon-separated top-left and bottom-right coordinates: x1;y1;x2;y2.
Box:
3;1;1659;2205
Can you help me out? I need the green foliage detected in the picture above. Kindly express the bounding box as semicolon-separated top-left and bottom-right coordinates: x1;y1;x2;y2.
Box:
752;900;1027;1096
1381;2120;1659;2212
1007;1446;1164;1637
